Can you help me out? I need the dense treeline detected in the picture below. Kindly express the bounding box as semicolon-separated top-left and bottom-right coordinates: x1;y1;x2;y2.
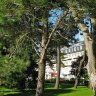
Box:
0;0;96;96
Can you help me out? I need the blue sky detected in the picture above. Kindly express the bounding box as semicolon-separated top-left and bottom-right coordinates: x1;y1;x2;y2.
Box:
76;17;91;41
49;8;63;25
49;9;84;41
75;31;84;41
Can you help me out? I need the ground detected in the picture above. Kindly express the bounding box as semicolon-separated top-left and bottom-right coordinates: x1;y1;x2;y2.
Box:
0;83;94;96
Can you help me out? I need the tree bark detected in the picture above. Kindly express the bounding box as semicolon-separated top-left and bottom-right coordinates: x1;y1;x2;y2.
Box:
36;54;46;96
35;11;67;96
55;45;61;89
36;33;47;96
84;34;96;95
74;51;86;88
74;78;79;88
78;23;96;96
69;3;96;95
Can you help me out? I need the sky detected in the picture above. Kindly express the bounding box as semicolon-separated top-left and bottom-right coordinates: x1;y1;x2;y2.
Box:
49;9;84;42
75;30;84;41
49;8;63;25
75;17;91;41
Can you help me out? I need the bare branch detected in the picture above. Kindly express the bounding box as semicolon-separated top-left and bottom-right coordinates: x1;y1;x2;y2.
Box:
57;26;70;40
28;37;40;48
58;31;68;40
33;46;40;57
45;11;68;49
9;32;29;59
26;36;40;57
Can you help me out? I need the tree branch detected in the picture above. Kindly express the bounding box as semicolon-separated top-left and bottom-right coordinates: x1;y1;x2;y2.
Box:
45;11;68;50
9;32;29;59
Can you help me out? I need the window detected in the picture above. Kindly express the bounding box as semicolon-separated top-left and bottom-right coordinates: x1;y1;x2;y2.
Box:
70;49;72;53
71;47;74;52
64;50;67;53
77;46;80;51
69;49;70;53
67;49;69;53
82;45;85;50
80;46;82;50
74;47;76;51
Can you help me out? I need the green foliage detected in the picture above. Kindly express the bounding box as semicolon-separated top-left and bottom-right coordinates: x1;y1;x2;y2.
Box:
71;56;88;81
0;0;87;92
0;53;29;88
31;0;48;6
0;0;24;21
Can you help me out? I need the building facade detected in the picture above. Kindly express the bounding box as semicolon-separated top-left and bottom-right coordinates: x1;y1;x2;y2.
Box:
61;41;85;80
45;41;85;80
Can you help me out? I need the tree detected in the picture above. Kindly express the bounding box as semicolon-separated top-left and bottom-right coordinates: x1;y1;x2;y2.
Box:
36;11;68;96
71;52;88;88
55;44;61;89
0;0;39;89
0;1;68;95
24;54;38;89
68;0;96;95
0;0;84;95
54;10;79;89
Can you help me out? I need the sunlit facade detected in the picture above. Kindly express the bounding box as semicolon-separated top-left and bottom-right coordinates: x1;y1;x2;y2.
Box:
45;41;85;80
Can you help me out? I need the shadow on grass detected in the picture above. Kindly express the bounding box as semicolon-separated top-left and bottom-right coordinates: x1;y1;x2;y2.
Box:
45;88;74;96
60;83;74;89
3;88;74;96
2;83;75;96
3;90;35;96
45;83;74;89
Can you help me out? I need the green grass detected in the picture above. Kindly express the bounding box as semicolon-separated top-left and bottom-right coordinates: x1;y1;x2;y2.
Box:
0;87;20;96
0;84;94;96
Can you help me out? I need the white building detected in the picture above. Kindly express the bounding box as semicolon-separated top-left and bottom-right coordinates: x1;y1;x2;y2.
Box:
61;41;85;80
45;41;85;80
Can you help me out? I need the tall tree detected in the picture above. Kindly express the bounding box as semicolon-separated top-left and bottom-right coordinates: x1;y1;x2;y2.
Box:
0;0;80;95
71;51;88;88
36;11;68;96
55;44;61;89
54;11;79;89
68;0;96;95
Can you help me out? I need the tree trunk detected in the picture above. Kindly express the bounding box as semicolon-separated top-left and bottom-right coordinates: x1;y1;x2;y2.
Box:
83;32;96;85
88;80;93;89
74;78;79;88
36;55;46;96
69;4;96;95
55;45;61;89
36;33;47;96
78;23;96;96
74;51;86;88
35;11;67;96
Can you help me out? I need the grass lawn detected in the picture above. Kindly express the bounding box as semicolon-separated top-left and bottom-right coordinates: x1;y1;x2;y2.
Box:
0;84;94;96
